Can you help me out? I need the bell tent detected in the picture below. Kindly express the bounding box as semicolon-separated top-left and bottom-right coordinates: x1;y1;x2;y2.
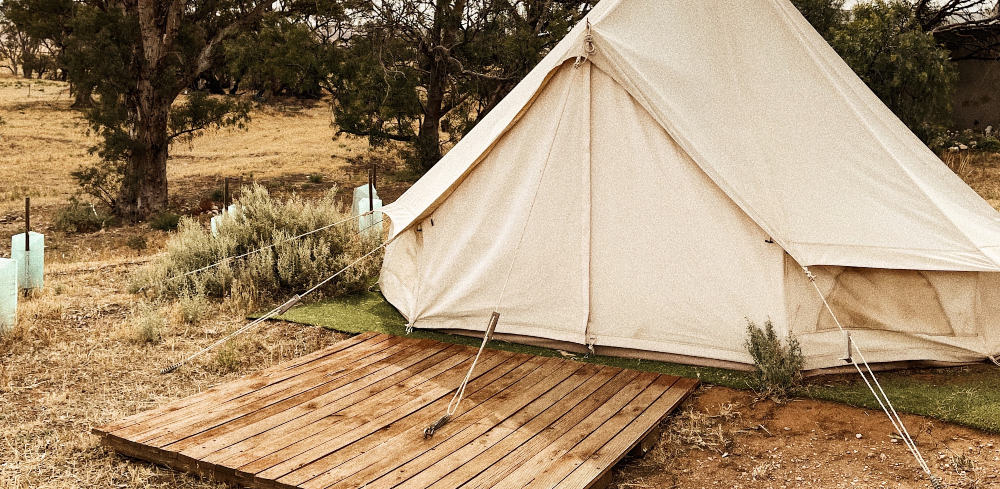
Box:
376;0;1000;370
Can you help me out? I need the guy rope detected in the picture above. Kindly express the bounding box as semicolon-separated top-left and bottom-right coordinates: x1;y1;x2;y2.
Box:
803;266;942;489
422;60;579;439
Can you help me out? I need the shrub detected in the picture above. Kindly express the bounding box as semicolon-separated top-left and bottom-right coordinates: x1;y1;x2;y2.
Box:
829;1;958;143
307;174;324;184
126;235;148;251
130;184;382;310
150;212;181;231
744;319;804;399
130;303;166;344
214;340;244;372
54;197;113;233
177;292;210;325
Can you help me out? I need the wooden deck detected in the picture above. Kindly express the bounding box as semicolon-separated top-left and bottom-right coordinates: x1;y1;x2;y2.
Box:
95;332;697;489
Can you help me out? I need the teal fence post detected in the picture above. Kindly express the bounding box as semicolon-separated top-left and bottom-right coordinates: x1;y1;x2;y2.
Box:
0;258;16;332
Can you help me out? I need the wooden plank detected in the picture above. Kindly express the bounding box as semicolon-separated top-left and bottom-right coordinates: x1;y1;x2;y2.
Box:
97;334;698;489
127;336;421;445
355;362;604;489
519;375;682;489
403;365;620;489
471;371;659;489
555;377;698;489
299;356;582;489
206;345;494;469
166;340;457;457
97;332;385;434
231;348;517;477
258;352;546;484
449;369;644;489
104;333;395;440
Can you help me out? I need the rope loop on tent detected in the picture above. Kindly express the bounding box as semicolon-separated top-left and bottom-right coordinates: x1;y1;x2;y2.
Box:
802;266;940;487
574;19;596;68
159;218;392;374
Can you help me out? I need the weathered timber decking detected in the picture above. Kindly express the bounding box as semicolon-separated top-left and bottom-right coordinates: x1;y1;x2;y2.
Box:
95;332;697;489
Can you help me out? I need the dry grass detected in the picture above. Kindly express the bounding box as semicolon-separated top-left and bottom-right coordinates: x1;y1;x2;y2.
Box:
0;257;347;489
0;73;366;488
0;73;372;264
942;151;1000;208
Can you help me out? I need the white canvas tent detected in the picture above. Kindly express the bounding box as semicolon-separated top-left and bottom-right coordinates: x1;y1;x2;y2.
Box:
377;0;1000;370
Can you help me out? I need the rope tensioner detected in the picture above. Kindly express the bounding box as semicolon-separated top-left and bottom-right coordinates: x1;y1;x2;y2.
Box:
424;311;500;439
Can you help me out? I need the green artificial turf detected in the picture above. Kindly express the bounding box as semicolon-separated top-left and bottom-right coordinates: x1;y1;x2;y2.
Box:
272;291;1000;434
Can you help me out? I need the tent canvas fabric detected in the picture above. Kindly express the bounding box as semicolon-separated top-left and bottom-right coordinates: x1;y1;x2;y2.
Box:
377;0;1000;370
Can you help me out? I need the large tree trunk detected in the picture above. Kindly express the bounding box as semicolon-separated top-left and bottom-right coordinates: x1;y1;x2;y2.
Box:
414;0;465;172
117;82;169;221
70;84;93;109
415;56;446;171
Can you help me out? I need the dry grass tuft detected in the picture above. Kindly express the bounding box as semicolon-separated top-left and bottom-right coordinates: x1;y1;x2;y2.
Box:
128;302;167;344
665;401;742;455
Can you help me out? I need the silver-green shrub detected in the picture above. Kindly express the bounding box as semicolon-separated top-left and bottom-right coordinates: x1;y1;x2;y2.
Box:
744;319;804;399
130;184;382;310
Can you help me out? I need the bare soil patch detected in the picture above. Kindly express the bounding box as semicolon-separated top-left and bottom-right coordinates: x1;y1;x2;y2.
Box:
614;386;1000;489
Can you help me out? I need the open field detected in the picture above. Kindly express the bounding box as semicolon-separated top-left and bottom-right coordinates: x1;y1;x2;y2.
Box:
2;75;1000;488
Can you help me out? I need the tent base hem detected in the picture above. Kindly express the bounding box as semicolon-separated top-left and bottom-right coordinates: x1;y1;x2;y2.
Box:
436;328;991;375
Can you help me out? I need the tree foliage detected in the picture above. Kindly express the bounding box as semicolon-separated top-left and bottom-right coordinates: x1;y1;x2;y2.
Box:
830;0;958;140
50;0;268;220
224;15;339;99
791;0;846;37
329;0;595;172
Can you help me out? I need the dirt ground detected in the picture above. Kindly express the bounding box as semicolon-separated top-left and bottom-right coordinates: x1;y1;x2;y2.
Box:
2;75;1000;489
614;387;1000;489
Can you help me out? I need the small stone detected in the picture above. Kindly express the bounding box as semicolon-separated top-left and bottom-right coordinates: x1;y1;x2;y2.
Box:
856;433;863;439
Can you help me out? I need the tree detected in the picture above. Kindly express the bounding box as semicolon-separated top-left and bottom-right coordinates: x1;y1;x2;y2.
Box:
3;0;88;103
912;0;998;31
830;1;959;140
57;0;269;221
0;2;43;77
331;0;594;173
224;15;334;99
791;0;846;38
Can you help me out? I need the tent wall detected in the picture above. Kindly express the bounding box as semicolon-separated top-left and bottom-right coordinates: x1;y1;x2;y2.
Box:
381;63;593;345
785;255;1000;368
585;67;786;365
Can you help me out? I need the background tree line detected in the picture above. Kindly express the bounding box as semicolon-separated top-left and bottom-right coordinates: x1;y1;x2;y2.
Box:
0;0;997;221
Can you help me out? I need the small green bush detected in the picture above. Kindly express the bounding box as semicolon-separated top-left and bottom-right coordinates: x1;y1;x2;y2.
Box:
130;184;382;310
150;212;181;231
307;174;324;184
54;197;113;233
214;341;243;372
744;319;804;400
977;136;1000;153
